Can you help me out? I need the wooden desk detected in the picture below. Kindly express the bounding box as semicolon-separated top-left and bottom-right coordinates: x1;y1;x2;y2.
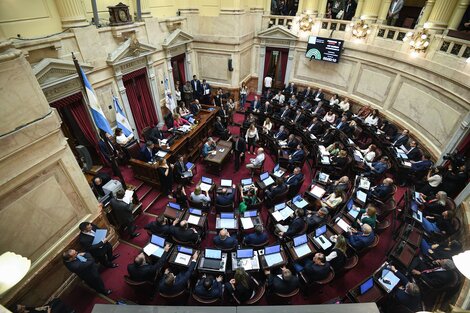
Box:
230;251;261;272
258;249;288;270
182;210;208;233
168;247;199;268
215;214;239;230
307;228;336;252
198;253;228;274
330;215;353;235
163;205;186;221
204;140;232;174
239;213;263;231
285;240;316;262
350;283;385;303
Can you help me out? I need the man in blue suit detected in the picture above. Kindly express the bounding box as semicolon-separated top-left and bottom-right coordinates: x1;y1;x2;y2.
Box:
244;225;268;246
216;188;235;206
289;145;305;170
411;154;433;172
345;224;375;250
159;251;199;294
285;167;304;187
370;178;394;201
141;141;155;162
364;156;389;176
392;129;409;147
213;228;237;249
194;275;223;299
127;245;170;282
388;265;421;312
274;126;288;140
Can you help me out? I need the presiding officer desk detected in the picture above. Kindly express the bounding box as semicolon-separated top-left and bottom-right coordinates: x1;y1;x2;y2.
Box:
129;105;219;188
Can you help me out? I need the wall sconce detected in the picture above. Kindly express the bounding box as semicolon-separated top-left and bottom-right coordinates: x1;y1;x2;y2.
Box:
350;19;371;39
403;29;430;55
299;14;314;32
0;252;31;295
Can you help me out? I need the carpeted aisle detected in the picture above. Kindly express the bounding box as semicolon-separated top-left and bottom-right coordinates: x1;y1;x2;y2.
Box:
61;111;404;311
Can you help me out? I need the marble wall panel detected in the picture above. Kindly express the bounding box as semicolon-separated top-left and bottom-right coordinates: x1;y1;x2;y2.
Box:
293;50;354;90
198;52;230;83
390;80;462;149
354;65;394;105
240;48;251;80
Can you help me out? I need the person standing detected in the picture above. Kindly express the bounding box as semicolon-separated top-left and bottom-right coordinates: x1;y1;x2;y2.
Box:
157;159;174;197
387;0;404;26
232;135;246;172
240;82;248;109
110;190;140;238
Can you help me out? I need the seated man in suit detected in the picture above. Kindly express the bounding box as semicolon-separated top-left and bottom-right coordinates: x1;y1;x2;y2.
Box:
276;208;306;239
110;190;140;238
273;91;286;104
140;141;155;162
159;251;199;294
127;244;170;282
411;258;457;289
285;167;304;187
274;126;288;141
312;88;324;103
78;222;118;268
194;275;224;299
202;137;217;157
305;116;323;136
302;253;331;282
411;154;433;173
306;207;329;231
302;86;312;98
216;187;235;206
92;172;111;197
190;99;202;115
311;101;326;117
364;156;389;176
246;148;265;170
386;265;421;312
243;225;268;246
335;115;352;135
289;144;305;166
279;104;292;119
63;249;111;295
170;219;200;244
392;129;409;147
250;95;260;111
213;228;238;249
406;140;422;162
265;266;299;295
344;224;375;250
288;95;298;107
144;214;171;236
284;82;297;95
265;177;288;201
261;101;273;115
214;116;230;140
300;99;313;111
147;125;165;144
370;177;394;201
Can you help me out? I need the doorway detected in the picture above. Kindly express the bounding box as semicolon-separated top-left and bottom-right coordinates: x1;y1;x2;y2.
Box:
264;47;289;90
171;54;186;87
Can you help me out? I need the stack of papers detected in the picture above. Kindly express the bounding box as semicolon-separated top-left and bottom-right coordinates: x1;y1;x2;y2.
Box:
336;219;350;232
240;217;254;229
122;190;134;204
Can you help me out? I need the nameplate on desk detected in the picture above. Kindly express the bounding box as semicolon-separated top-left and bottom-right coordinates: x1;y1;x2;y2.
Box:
175;252;191;265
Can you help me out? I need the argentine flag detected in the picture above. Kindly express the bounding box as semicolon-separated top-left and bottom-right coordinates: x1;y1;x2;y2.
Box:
113;96;133;137
80;68;113;135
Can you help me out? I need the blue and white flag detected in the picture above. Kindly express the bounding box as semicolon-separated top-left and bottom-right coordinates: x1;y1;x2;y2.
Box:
113;96;133;137
80;68;113;135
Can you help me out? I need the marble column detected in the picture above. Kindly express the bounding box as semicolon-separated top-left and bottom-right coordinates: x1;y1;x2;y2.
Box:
425;0;458;29
354;0;365;19
284;47;295;85
257;45;266;94
220;0;245;14
140;0;152;19
448;0;470;30
165;56;177;111
146;60;164;126
115;73;139;139
184;48;193;82
302;0;319;14
360;0;382;20
377;0;392;24
416;0;436;27
54;0;88;29
317;0;328;17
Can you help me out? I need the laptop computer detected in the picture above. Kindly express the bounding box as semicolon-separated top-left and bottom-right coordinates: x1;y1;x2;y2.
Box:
360;277;374;295
293;234;310;257
189;208;202;216
241;178;253;186
260;172;275;187
318;172;329;183
168;202;182;210
201;176;213;184
203;249;223;269
220;179;232;187
411;202;423;223
244;210;257;218
143;235;166;257
186;162;195;170
188;117;196;124
274;202;286;211
200;176;213;192
236;249;254;259
293;234;308;247
313;225;332;250
264;244;283;266
175;246;193;265
272;164;285;178
293;195;309;209
356;190;368;203
218;212;236;228
177;246;193;254
378;268;400;293
221;212;234;219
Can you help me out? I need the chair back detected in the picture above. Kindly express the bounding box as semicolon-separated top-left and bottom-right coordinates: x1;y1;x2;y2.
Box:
244;277;266;305
171;235;200;248
191;293;221;305
343;254;359;270
159;286;189;305
271;287;299;304
127;141;143;160
215;202;234;213
314;268;335;285
188;199;207;211
124;275;151;286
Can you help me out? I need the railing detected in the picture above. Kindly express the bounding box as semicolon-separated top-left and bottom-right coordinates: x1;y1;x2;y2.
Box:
262;15;296;30
374;24;410;42
319;18;350;33
435;35;470;59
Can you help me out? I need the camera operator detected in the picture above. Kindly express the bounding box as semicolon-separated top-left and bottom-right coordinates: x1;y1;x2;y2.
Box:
442;163;467;198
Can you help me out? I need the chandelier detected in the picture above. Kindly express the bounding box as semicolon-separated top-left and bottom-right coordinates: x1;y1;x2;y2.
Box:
403;29;430;54
350;19;370;39
299;14;314;32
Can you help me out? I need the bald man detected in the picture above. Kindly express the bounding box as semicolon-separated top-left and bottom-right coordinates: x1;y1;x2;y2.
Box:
213;228;237;249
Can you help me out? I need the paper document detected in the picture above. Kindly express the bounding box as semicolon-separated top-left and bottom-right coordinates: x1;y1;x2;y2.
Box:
310;185;326;199
241;217;254;229
156;150;168;158
294;244;311;258
265;253;283;267
356;190;367;203
143;243;164;257
337;219;350;232
92;229;107;245
359;179;371;190
122;190;134;204
187;214;201;225
175;252;191;265
403;161;412;167
321;156;330;164
310;134;317;140
280;207;294;219
272;211;283;222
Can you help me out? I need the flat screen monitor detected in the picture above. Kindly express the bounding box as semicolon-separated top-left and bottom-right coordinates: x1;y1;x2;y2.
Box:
236;249;254;259
221;179;232;187
205;249;222;259
168;202;181;210
274;202;286;211
150;235;165;247
306;36;344;63
201;176;212;184
260;172;270;181
360;277;374;295
178;246;193;254
221;212;234;219
264;244;281;255
241;178;253;186
293;234;308;247
315;225;327;237
244;210;257;217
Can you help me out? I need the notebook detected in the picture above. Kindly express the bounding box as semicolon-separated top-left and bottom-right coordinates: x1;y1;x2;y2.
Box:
168;202;181;210
205;249;222;259
321;156;330;164
177;246;193;254
201;176;213;184
244;210;257;217
260;172;270;181
274;202;286;211
294;244;311;258
313;225;332;250
189;208;202;216
265;253;283;267
293;234;308;247
273;164;285;177
200;183;212;192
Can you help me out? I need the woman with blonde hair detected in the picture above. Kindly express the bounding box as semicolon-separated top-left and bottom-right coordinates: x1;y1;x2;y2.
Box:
353;204;377;229
326;235;347;272
225;268;254;303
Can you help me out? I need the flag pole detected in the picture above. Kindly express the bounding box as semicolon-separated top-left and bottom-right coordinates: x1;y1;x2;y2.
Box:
72;52;127;190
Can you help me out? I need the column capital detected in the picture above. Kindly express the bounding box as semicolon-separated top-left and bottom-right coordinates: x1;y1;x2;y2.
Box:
54;0;88;29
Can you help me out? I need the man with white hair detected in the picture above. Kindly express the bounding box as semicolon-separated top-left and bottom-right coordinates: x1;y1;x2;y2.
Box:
370;177;394;201
213;228;237;249
411;259;457;289
344;224;375;250
246;148;265;170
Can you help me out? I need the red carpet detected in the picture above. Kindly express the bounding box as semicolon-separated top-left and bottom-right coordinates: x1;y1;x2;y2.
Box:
61;112;405;311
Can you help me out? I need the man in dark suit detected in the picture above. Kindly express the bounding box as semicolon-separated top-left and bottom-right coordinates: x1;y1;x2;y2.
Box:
170;219;200;243
261;101;273;115
127;245;170;282
243;225;268;245
300;99;312;110
265;266;299;294
216;188;235;206
214;116;230;140
266;177;288;201
63;249;111;295
110;190;140;238
159;251;199;294
392;129;409;147
232;135;246;171
406;141;422;162
306;117;323;136
190;99;202;115
311;101;326;117
344;0;357;20
92;172;111;197
387;265;421;312
213;228;237;249
306;207;329;231
345;224;375;250
191;75;202;100
276;208;306;238
284;82;297;95
140;141;155;162
147;125;165;144
201;79;211;104
336;116;352;135
411;258;457;289
290;144;305;163
274;126;288;140
174;154;191;184
194;275;223;299
302;86;312;98
279;105;292;120
370;178;394;201
312;88;324;103
292;110;305;125
285;134;299;151
145;214;171;236
302;253;331;282
285;167;304;187
78;222;118;268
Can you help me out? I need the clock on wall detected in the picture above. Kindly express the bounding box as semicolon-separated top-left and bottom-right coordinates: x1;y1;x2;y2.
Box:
108;2;133;26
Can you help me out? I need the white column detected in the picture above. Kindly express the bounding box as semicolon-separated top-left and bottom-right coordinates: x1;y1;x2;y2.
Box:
437;112;470;165
165;56;177;111
284;45;295;85
146;59;164;126
115;72;139;139
184;47;193;82
257;45;266;94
